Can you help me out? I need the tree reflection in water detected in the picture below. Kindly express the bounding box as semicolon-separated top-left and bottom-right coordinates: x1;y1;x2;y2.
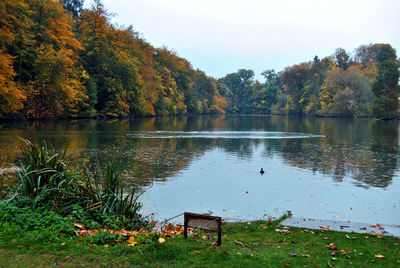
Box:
0;115;398;189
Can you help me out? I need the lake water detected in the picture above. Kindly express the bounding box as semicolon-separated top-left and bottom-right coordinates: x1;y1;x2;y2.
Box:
0;115;399;224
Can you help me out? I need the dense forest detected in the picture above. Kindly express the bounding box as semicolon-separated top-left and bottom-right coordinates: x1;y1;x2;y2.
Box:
1;0;399;120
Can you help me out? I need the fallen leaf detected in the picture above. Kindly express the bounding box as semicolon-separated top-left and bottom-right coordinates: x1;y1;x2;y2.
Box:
327;243;337;250
73;223;85;229
285;263;291;266
127;236;136;244
237;252;241;255
374;254;385;258
63;256;71;261
302;254;310;258
89;249;94;253
193;251;200;254
159;238;165;243
60;242;65;246
235;240;243;246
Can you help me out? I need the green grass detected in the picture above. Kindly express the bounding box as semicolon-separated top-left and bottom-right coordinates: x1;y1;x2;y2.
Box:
0;219;398;267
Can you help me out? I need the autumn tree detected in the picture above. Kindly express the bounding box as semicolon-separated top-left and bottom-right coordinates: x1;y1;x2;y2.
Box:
22;0;85;119
281;63;311;115
0;0;31;118
319;65;373;117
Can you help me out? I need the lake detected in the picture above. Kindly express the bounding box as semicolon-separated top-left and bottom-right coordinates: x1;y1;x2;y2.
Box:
0;115;399;224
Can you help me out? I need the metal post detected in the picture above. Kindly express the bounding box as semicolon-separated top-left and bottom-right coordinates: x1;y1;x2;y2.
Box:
184;212;188;239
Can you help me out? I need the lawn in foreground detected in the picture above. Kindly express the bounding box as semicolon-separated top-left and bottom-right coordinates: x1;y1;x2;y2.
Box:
0;219;398;267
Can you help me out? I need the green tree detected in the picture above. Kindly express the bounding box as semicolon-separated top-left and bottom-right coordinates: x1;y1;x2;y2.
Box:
334;48;350;70
370;44;399;119
221;69;254;113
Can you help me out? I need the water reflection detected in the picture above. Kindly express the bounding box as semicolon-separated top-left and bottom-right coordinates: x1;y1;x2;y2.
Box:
0;115;398;189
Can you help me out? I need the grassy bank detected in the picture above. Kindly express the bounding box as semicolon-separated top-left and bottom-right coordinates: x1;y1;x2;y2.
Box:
0;218;399;267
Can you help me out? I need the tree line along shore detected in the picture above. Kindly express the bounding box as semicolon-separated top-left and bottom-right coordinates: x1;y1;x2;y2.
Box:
1;0;399;121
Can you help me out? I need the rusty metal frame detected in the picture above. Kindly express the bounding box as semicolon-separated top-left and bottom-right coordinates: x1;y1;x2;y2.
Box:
184;212;222;246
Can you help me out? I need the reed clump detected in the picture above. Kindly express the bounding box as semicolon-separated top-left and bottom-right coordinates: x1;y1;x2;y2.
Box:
2;138;147;230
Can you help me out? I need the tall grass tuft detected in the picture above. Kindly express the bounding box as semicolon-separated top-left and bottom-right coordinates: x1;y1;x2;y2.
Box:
15;138;66;198
84;162;144;228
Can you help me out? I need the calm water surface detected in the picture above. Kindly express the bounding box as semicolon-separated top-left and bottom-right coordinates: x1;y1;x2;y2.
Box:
0;115;399;224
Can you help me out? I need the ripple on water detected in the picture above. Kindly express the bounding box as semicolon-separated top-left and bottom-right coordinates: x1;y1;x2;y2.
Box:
126;131;326;140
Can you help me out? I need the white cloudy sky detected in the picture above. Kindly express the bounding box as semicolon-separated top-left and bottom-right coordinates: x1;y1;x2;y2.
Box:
86;0;400;79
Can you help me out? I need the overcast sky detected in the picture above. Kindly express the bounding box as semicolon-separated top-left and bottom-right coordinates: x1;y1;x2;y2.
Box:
86;0;400;80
